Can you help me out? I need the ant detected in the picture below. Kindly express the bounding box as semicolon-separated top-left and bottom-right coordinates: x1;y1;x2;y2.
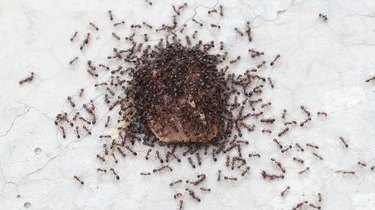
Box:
365;76;375;82
78;88;84;97
174;193;182;199
73;176;84;185
317;111;327;117
80;33;90;50
114;21;125;27
267;77;274;88
153;165;173;173
270;54;281;66
59;126;66;138
280;186;290;197
319;13;328;21
217;170;222;181
241;166;250;176
110;168;120;180
108;10;113;21
140;172;151;176
358;161;367;167
306;143;319;149
312;152;323;160
293;157;304;164
277;127;289;137
170;179;183;186
298;167;310;174
97;168;107;173
112;32;121;40
234;28;244;36
281;145;293;153
339;137;349;148
19;72;35;85
199;187;211;192
271;158;286;173
89;22;99;31
69;56;78;65
224;176;238;181
67;96;76;108
70;31;78;42
219;5;223;16
185;188;201;202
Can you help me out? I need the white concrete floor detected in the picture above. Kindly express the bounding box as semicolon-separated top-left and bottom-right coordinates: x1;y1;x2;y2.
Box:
0;0;375;209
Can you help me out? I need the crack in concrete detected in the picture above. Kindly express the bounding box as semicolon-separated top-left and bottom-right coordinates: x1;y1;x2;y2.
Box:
0;107;31;138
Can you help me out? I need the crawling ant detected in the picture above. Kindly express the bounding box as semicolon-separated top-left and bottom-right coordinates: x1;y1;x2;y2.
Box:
145;0;152;6
217;170;222;181
140;172;151;176
339;137;349;148
186;188;200;202
112;32;121;40
277;127;289;137
317;111;327;117
69;56;78;65
199;187;211;192
73;175;84;185
319;13;328;21
234;28;244;36
309;203;321;209
80;33;90;50
170;179;183;186
82;125;91;135
97;168;107;173
248;49;264;57
105;116;110;127
89;22;99;31
75;126;80;138
96;154;105;162
262;129;272;134
281;109;287;119
117;147;126;157
261;170;284;180
271;158;286;173
245;21;252;42
366;76;375;82
114;21;125;27
298;167;310;174
334;170;355;175
358;161;367;167
318;193;322;202
70;31;78;42
210;24;221;29
295;143;304;152
280;186;290;197
224;176;238;181
192;18;203;27
108;10;113;21
270;54;281;66
257;61;266;68
267;77;274;88
312;152;323;160
156;150;164;163
300;106;311;117
142;22;153;29
208;9;217;14
300;118;311;127
292;201;308;210
153;165;173;173
67;96;76;108
19;72;35;85
78;88;84;97
241;166;250;176
293;157;304;164
125;145;137;156
110;168;120;180
186;174;206;185
174;193;182;199
219;5;223;16
306;143;319;149
281;145;293;153
196;153;202;165
273;139;283;149
261;118;275;124
284;121;297;126
248;153;261;158
59;126;66;138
